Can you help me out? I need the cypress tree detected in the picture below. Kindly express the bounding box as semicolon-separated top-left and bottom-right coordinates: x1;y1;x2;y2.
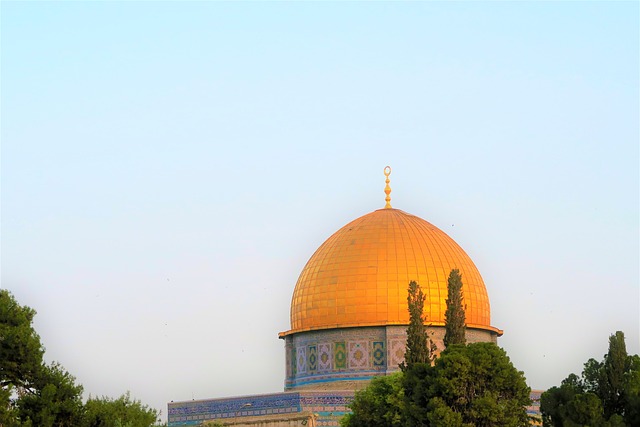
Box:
402;281;436;370
601;331;628;419
444;269;466;347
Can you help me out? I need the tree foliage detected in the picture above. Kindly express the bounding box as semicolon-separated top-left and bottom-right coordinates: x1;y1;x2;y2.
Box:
404;343;531;427
345;279;530;427
345;344;531;426
1;289;46;427
341;373;404;427
602;331;630;419
443;269;466;348
16;362;85;427
540;331;640;427
84;392;159;427
401;281;436;369
0;290;161;427
0;290;44;391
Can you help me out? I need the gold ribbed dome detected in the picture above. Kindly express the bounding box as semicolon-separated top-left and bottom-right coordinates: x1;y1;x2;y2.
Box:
280;208;501;337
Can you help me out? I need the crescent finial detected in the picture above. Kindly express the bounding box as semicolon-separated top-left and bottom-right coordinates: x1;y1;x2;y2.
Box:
384;166;392;209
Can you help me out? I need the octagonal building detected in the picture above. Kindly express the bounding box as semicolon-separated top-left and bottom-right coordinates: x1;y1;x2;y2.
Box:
168;168;506;426
279;167;502;391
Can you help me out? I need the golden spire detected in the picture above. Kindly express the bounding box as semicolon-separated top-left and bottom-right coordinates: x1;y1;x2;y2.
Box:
384;166;392;208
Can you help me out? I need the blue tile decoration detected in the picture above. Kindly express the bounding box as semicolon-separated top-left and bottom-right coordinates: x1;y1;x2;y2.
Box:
308;345;317;372
284;327;404;389
372;341;385;367
299;393;353;406
292;347;297;376
167;391;355;427
285;341;292;378
168;393;302;426
168;389;543;427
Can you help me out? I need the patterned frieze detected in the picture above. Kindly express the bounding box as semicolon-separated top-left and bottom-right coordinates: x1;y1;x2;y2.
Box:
284;325;499;390
168;393;302;426
168;388;538;427
285;326;391;390
167;391;355;427
317;342;332;371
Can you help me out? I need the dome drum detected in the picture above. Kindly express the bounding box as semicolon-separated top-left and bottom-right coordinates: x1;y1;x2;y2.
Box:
283;325;499;390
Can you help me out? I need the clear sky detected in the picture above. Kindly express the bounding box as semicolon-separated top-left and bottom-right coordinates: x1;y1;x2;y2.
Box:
2;1;638;422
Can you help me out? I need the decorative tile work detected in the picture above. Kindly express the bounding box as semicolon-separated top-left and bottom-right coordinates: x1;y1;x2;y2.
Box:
297;346;307;374
168;393;302;426
334;341;346;369
285;340;292;378
308;345;317;372
292;347;297;376
285;326;499;389
348;341;369;369
169;388;539;427
287;328;390;388
318;343;332;371
388;338;406;368
299;394;353;406
372;341;385;367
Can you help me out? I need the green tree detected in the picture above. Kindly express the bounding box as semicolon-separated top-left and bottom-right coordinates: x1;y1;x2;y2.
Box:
404;343;531;427
564;393;605;425
84;392;159;427
0;290;45;426
0;386;17;427
341;373;404;427
1;290;163;427
540;331;640;427
601;331;628;419
622;354;640;426
0;290;45;390
16;362;85;427
443;269;466;348
401;281;436;369
343;286;530;427
581;357;604;395
540;374;584;427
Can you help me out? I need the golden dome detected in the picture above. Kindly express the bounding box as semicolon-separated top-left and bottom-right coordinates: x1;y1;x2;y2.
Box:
280;207;502;337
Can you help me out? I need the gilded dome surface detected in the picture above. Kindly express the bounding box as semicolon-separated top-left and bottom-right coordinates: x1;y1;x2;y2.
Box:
281;207;501;336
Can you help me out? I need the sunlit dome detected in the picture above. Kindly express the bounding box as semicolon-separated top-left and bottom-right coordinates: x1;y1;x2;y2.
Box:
280;168;502;338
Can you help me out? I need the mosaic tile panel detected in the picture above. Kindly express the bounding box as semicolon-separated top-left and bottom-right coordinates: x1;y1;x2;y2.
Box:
308;345;317;372
334;341;346;369
292;347;297;376
285;340;292;378
299;393;353;406
348;341;369;369
318;343;332;371
285;326;499;389
297;346;307;374
388;338;406;367
372;341;385;367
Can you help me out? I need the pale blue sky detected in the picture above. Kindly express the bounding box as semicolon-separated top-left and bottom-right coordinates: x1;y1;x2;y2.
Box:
2;1;638;422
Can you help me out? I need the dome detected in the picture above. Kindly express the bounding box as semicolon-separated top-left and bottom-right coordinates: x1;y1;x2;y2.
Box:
280;207;502;337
